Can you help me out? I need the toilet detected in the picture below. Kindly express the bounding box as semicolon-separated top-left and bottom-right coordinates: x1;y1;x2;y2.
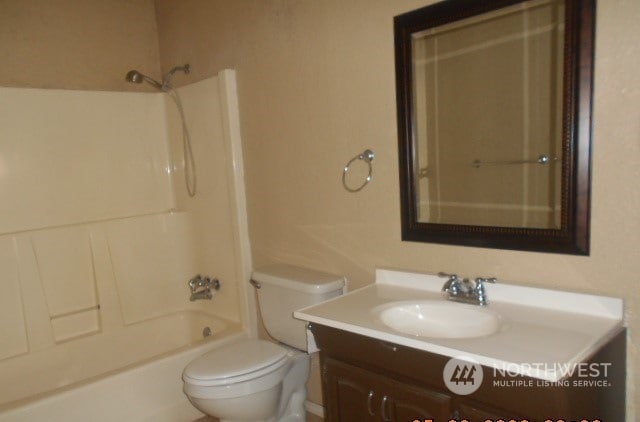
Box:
182;264;345;422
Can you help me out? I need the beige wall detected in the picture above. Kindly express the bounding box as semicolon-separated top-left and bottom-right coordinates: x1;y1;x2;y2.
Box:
0;0;161;91
156;0;640;415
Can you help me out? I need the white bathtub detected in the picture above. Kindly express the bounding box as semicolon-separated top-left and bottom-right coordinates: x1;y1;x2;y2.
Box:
0;312;247;422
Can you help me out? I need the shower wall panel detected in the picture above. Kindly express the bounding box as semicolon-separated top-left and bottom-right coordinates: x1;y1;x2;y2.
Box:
0;87;174;234
0;212;202;360
105;213;198;325
31;226;100;342
0;236;28;361
164;76;246;323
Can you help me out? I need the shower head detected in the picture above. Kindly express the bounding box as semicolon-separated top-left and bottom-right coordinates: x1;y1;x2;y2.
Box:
125;70;163;90
125;70;143;83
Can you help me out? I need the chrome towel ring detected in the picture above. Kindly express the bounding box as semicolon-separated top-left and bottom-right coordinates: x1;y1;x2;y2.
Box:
342;149;375;192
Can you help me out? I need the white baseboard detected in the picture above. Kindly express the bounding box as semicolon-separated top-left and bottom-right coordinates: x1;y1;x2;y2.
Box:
304;401;325;418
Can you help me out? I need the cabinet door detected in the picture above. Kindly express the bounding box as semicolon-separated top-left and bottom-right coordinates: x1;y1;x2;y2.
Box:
457;401;519;420
322;357;451;421
384;376;451;421
323;358;378;421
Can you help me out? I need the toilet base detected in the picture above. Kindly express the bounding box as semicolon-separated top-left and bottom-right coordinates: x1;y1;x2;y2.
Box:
188;383;281;421
273;350;309;422
272;387;306;422
217;388;306;422
184;348;311;422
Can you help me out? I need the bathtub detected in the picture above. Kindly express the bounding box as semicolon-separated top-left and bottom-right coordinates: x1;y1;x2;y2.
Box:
0;311;247;422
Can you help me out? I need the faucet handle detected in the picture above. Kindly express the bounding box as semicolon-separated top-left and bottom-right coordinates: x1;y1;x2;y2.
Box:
189;274;201;290
437;272;458;281
474;277;496;306
475;277;497;288
438;272;460;294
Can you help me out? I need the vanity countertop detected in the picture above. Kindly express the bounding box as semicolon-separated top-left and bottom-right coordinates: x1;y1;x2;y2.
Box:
294;269;623;381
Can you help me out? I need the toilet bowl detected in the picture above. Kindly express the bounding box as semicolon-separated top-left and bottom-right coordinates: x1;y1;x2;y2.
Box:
183;339;308;421
182;264;345;422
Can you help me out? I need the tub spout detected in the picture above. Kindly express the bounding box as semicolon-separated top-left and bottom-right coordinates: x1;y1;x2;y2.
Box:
190;289;213;301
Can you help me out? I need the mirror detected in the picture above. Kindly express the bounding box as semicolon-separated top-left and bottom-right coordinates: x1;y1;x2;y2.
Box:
395;0;594;254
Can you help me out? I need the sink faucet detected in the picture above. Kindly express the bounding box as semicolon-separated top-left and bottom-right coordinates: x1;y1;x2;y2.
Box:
189;274;221;301
438;272;496;306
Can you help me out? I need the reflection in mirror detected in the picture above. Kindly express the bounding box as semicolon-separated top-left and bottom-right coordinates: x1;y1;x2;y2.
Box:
395;0;594;254
413;0;564;228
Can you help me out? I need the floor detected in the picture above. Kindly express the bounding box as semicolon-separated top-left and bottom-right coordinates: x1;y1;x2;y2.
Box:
193;411;322;421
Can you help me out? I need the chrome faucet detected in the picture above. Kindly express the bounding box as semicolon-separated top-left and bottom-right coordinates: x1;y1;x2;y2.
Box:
438;272;496;306
188;274;220;301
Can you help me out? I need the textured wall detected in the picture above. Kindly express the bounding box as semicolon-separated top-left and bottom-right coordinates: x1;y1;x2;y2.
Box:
155;0;640;416
0;0;161;91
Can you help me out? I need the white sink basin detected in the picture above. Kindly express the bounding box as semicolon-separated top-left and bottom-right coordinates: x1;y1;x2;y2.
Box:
375;300;501;339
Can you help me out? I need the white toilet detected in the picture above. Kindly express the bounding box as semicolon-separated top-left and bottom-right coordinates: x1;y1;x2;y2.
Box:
183;264;345;422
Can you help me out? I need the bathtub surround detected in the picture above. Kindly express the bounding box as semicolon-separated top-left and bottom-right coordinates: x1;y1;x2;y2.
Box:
0;71;251;413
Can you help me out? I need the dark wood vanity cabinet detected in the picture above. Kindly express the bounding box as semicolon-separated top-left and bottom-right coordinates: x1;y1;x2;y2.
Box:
323;357;450;421
311;324;626;422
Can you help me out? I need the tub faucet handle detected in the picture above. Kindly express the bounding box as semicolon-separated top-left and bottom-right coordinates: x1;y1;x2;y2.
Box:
188;274;220;301
189;274;202;291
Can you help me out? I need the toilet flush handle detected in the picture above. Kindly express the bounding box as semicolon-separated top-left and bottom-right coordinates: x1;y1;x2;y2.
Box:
249;278;261;289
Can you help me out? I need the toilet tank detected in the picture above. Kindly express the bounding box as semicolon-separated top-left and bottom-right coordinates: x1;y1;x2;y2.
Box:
252;264;345;351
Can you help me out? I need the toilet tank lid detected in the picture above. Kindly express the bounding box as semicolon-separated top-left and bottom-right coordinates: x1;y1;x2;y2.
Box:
252;264;344;294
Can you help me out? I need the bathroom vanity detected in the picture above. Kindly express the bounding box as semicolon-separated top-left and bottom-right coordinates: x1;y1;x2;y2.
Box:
311;324;624;421
295;269;626;421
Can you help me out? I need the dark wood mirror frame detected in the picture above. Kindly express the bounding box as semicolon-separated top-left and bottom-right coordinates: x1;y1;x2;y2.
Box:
395;0;595;255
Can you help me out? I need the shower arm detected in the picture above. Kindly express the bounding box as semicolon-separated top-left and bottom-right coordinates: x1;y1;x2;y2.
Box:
162;64;191;90
166;64;191;78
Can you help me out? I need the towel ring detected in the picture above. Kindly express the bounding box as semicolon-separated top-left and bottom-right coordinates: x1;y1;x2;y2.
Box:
342;149;375;192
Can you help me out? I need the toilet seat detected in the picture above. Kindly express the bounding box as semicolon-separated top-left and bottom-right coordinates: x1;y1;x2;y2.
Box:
183;339;289;387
